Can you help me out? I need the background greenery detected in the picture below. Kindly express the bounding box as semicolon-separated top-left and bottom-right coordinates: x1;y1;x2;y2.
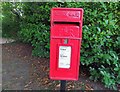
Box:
2;2;120;90
2;2;22;38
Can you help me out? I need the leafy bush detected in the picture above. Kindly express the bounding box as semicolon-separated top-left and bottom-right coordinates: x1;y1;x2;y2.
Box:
2;2;21;38
19;2;120;89
19;2;64;57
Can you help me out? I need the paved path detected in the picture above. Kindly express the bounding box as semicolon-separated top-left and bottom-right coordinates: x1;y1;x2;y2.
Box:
2;43;32;90
0;38;15;44
2;43;50;90
2;42;110;90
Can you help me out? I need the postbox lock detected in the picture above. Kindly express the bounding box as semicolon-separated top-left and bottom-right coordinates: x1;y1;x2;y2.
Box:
64;39;68;44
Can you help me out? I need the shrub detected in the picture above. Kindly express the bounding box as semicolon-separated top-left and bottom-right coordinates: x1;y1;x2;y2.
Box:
19;2;62;57
19;2;120;89
2;2;21;39
65;2;120;89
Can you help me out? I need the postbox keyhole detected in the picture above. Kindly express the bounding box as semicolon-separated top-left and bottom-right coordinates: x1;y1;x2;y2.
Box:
64;39;68;44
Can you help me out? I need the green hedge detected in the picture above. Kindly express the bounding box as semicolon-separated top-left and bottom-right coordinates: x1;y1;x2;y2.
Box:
19;2;120;89
2;2;21;38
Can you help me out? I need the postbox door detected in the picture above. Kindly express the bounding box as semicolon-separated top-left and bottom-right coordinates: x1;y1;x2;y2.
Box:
50;24;81;80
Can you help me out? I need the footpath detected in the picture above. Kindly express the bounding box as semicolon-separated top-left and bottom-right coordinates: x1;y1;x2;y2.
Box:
0;38;15;44
1;38;110;90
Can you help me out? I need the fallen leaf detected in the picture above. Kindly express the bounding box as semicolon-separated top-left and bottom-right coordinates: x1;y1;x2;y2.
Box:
56;84;60;88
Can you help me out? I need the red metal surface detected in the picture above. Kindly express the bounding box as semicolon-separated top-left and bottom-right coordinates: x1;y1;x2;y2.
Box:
50;8;83;80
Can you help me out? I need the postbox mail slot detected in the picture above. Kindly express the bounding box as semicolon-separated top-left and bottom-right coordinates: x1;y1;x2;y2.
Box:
51;8;83;22
53;22;80;26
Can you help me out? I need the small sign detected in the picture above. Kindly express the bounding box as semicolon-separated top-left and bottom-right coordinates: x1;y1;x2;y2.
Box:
58;46;71;68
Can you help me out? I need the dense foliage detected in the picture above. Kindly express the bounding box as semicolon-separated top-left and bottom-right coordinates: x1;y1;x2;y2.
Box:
19;2;67;57
2;2;120;90
2;2;22;38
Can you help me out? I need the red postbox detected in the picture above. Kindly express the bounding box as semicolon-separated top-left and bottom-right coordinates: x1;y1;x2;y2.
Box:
50;8;83;80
